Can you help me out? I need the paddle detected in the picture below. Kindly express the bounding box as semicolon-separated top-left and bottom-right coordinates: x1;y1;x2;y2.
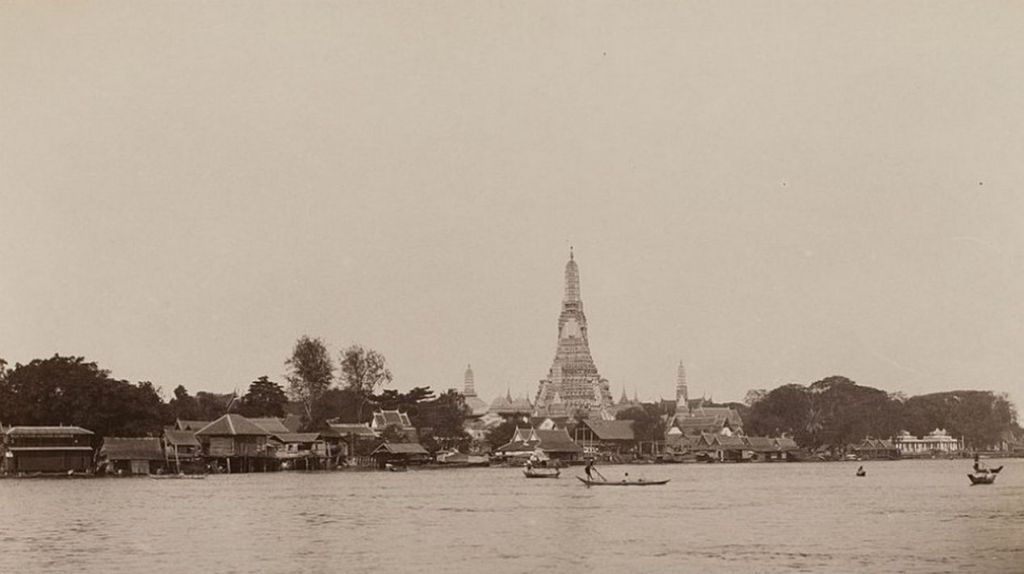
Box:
593;467;607;482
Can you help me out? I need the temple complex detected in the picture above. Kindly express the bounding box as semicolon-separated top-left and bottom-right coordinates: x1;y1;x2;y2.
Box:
669;361;745;436
533;249;614;418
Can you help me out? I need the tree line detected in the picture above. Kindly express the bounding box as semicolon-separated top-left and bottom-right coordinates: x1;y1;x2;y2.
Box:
0;336;470;450
743;375;1020;450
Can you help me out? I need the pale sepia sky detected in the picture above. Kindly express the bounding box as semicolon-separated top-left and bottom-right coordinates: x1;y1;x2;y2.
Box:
2;2;1022;410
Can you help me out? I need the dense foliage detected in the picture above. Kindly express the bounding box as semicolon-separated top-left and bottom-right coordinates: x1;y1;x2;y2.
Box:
0;355;170;438
285;336;335;421
615;404;667;443
745;376;1018;450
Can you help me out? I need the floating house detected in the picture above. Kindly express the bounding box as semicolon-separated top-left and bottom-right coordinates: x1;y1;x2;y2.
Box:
269;432;327;470
99;437;165;475
575;420;637;457
370;442;431;468
2;426;94;474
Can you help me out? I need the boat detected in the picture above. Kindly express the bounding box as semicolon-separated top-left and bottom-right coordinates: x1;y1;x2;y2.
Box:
856;470;866;477
990;465;1003;474
577;476;670;486
523;467;560;479
968;473;996;485
149;473;206;480
384;463;408;472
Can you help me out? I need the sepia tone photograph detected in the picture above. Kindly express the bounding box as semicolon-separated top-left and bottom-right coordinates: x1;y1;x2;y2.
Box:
2;2;1022;573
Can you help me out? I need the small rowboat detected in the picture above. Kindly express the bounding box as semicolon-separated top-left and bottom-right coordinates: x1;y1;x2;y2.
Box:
149;473;206;480
524;468;560;479
577;476;669;486
968;473;996;485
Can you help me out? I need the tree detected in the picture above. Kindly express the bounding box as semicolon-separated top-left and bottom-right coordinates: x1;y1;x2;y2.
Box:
381;423;407;443
743;388;768;406
615;404;667;445
745;383;812;441
0;354;170;437
415;389;470;452
339;345;392;423
485;417;521;450
168;385;200;420
285;336;335;422
239;376;288;418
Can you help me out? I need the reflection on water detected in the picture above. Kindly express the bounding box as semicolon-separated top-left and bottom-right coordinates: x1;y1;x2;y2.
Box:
1;459;1022;573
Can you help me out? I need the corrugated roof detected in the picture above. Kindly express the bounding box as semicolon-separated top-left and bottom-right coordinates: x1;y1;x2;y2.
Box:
372;442;430;455
5;426;93;437
163;430;201;447
100;437;165;460
249;418;290;434
195;414;269;436
273;433;322;443
584;420;635;441
774;437;799;450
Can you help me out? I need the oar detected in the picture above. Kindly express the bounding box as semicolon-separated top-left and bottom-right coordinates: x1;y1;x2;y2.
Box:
593;467;607;482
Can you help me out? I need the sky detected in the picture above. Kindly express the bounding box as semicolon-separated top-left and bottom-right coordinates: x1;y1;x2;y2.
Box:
2;2;1023;411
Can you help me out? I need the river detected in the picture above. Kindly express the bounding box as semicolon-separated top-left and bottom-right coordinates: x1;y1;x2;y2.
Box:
1;458;1021;573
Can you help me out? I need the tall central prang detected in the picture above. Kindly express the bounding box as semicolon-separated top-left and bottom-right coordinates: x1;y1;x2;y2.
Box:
534;248;613;417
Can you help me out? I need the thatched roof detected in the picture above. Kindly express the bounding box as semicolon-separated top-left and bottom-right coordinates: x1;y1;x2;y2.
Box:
100;437;164;460
163;429;201;448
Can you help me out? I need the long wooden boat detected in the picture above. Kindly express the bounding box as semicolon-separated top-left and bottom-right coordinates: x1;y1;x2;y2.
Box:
524;468;560;479
967;473;996;485
149;473;207;480
577;476;669;486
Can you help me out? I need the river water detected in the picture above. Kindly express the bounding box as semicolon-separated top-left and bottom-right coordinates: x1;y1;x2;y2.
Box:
1;458;1021;573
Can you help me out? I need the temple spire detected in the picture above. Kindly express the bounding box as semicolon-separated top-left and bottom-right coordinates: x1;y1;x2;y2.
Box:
676;361;689;412
563;249;580;303
464;364;476;397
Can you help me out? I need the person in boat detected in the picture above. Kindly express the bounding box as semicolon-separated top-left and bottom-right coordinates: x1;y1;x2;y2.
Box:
857;465;864;475
584;459;596;480
973;453;988;473
525;460;534;471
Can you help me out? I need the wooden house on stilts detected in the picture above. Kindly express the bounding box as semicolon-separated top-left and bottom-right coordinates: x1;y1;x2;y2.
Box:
195;414;271;473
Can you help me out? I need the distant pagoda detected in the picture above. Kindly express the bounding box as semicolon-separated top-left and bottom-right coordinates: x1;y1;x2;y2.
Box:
675;361;688;413
534;249;613;417
462;364;489;418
